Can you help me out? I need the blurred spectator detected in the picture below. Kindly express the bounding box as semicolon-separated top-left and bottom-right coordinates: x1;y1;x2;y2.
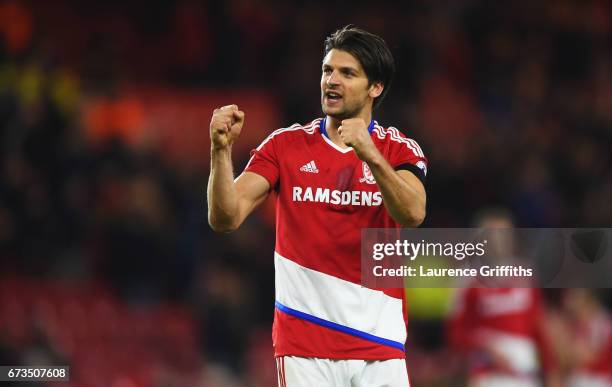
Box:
0;0;33;56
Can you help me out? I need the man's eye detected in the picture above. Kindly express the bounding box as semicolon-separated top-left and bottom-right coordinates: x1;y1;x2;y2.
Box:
323;69;332;74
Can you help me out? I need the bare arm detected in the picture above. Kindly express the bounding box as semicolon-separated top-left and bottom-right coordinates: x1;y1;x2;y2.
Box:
207;105;271;232
338;118;426;227
366;155;426;227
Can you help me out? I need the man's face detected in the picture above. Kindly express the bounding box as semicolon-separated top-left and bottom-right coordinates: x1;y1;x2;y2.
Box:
320;49;379;120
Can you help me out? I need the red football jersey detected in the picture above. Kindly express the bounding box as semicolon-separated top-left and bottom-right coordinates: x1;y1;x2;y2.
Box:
568;311;612;383
243;117;427;360
447;287;556;376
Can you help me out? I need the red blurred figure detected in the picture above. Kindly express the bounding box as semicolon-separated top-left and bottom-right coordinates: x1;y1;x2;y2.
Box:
447;210;560;387
558;289;612;387
448;287;559;387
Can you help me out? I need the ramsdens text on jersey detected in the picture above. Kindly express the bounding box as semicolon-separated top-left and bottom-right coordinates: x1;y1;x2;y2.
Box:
292;186;383;206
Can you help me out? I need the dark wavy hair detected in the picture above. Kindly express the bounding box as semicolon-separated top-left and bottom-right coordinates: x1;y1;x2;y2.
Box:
324;25;395;110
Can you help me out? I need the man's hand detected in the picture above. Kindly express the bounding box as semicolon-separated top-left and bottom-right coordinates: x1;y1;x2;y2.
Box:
210;105;245;150
338;118;378;161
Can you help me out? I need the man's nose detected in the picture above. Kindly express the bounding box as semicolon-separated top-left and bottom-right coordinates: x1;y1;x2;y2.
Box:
326;70;340;86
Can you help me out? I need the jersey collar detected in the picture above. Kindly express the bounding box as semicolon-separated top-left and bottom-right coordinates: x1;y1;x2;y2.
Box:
319;116;376;139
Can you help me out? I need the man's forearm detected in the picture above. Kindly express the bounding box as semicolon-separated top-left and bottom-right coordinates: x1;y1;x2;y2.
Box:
366;152;426;227
207;147;240;232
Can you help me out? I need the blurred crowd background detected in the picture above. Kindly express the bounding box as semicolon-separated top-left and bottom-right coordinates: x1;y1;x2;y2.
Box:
0;0;611;386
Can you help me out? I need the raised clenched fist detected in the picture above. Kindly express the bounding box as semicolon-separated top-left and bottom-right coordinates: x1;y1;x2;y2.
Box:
210;104;245;150
338;118;377;161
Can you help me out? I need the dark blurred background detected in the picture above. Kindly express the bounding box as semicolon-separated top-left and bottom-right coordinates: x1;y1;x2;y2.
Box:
0;0;610;386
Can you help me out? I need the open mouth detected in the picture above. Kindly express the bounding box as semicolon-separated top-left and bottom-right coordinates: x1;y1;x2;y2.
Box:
325;91;342;103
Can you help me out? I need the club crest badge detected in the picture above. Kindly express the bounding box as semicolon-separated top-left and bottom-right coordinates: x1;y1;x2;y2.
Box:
359;162;376;184
416;160;427;176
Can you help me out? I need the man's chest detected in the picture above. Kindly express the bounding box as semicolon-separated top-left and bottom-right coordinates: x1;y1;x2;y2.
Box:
278;142;381;192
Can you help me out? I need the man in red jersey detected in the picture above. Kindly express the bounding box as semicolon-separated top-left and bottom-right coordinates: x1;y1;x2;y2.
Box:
447;210;561;387
559;289;611;387
208;26;427;386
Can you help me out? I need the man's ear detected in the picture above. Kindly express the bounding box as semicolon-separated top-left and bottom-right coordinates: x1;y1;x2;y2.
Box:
369;82;384;99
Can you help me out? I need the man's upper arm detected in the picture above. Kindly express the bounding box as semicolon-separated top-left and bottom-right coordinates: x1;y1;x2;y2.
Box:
235;171;271;221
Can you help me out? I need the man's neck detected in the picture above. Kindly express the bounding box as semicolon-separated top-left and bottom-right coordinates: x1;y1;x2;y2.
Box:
325;111;373;148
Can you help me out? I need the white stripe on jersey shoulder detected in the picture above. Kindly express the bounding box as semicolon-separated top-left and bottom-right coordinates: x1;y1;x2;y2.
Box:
254;119;319;151
242;120;319;172
373;125;424;158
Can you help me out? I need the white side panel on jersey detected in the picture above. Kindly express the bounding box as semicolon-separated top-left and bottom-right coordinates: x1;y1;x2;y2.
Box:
567;374;612;387
480;329;539;373
274;251;407;345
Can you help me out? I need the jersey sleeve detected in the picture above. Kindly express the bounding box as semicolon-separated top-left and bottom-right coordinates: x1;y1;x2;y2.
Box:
530;289;559;373
243;131;280;189
387;129;428;183
447;287;479;351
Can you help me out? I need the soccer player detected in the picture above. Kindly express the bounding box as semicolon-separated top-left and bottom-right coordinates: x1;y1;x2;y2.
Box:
446;210;560;387
207;26;427;386
558;289;611;387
